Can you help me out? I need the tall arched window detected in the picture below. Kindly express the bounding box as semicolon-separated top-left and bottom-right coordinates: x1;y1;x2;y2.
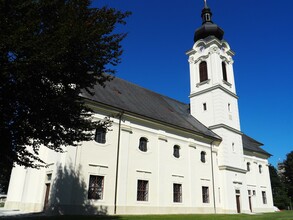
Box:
95;127;106;144
222;62;228;82
139;137;148;152
201;151;206;163
247;162;250;172
173;145;180;158
199;61;208;83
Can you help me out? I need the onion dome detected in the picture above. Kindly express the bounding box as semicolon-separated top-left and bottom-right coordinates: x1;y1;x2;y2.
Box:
194;0;224;42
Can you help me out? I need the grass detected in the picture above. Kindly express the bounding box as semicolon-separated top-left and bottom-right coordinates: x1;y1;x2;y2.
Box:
0;211;293;220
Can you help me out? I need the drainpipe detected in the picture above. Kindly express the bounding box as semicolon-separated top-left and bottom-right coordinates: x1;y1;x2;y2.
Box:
210;140;216;214
114;111;123;214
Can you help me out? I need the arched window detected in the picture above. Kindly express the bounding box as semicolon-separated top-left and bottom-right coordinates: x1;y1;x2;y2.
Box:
199;61;208;83
259;165;262;174
222;62;228;82
247;162;250;172
139;137;148;152
173;145;180;158
201;151;206;163
95;127;106;144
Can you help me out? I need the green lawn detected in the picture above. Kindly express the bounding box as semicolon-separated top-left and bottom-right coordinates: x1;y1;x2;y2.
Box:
1;211;293;220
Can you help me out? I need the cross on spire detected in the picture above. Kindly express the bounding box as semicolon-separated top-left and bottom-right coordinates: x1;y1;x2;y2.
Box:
204;0;208;8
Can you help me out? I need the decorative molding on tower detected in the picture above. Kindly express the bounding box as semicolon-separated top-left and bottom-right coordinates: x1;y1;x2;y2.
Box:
189;85;239;99
209;124;243;135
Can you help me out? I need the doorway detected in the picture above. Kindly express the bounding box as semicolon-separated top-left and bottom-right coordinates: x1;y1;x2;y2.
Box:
236;195;241;213
248;196;252;212
235;189;241;213
43;183;50;210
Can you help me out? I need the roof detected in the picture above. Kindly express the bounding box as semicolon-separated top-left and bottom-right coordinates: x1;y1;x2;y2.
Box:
242;134;271;156
81;77;221;141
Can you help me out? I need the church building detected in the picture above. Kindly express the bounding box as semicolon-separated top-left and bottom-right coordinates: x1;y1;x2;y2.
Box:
5;2;275;215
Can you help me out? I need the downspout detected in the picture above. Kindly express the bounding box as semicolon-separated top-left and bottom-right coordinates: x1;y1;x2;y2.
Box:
210;140;216;214
114;111;123;214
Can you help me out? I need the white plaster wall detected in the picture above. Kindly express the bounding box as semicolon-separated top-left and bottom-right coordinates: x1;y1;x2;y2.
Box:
244;155;274;212
190;89;240;130
5;111;274;215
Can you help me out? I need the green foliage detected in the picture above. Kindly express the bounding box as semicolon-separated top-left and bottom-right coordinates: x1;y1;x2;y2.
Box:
269;164;290;209
284;151;293;204
0;163;12;194
0;0;130;168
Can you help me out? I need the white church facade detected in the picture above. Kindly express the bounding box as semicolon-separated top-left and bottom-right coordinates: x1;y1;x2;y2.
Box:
5;2;275;215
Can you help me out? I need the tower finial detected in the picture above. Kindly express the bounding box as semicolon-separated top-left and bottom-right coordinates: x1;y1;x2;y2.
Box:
194;0;224;42
204;0;208;8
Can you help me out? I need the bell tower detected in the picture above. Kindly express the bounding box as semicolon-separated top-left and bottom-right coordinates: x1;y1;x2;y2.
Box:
187;2;251;213
187;1;245;170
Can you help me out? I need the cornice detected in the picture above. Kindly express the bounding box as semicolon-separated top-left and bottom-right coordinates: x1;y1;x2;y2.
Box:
209;124;243;135
189;84;238;99
219;165;247;174
187;37;235;56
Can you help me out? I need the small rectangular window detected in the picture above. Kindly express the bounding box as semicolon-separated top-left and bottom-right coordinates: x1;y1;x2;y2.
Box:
202;186;209;203
137;180;149;201
262;191;267;204
46;173;52;182
173;183;182;203
88;175;104;200
203;103;207;111
253;190;256;196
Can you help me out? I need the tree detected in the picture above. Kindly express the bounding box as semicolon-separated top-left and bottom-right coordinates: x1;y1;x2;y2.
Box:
269;164;290;209
0;0;130;168
283;151;293;206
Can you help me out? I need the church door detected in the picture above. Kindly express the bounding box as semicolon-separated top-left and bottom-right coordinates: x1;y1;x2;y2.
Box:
236;195;241;213
43;183;50;210
248;196;252;212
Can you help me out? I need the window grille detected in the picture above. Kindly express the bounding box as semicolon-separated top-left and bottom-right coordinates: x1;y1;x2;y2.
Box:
173;183;182;203
202;186;209;203
88;175;104;200
137;180;149;201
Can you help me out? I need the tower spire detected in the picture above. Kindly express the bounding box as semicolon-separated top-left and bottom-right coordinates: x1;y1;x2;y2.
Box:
204;0;208;8
193;1;224;42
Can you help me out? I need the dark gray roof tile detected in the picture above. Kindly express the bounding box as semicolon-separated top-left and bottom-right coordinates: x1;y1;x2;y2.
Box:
242;134;271;156
81;77;220;140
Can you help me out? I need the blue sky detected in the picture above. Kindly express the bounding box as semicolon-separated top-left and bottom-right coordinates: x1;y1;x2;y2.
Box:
93;0;293;167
